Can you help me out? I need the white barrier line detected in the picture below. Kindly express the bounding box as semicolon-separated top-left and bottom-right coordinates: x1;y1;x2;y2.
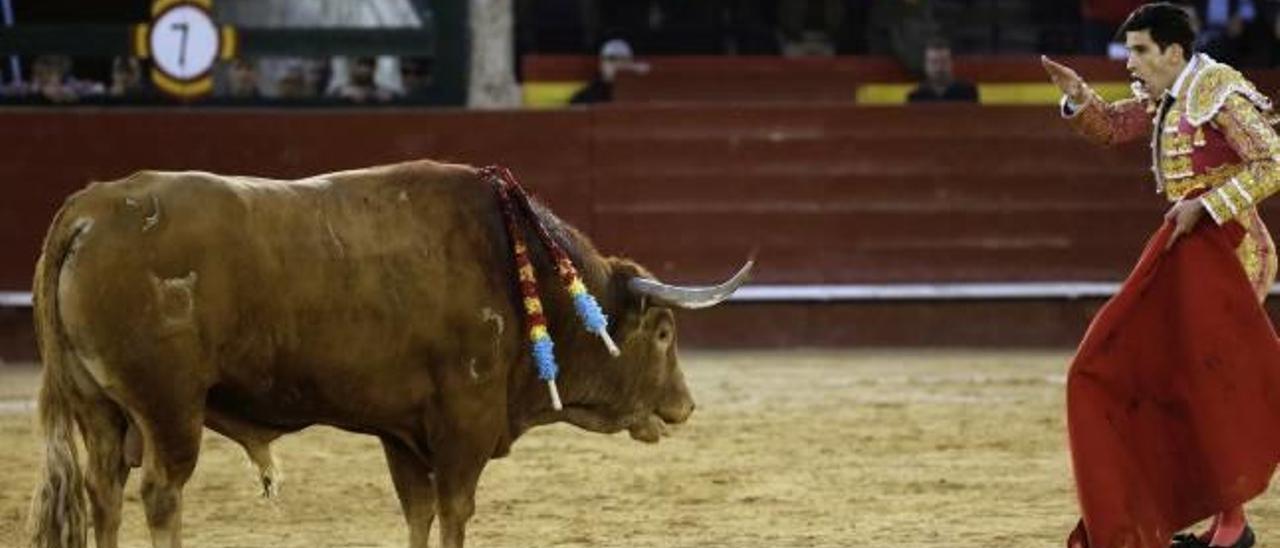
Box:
0;292;31;307
3;284;1275;306
729;283;1124;302
735;283;1280;301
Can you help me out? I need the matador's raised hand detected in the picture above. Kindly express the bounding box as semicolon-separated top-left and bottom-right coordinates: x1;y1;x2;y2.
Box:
1041;55;1088;106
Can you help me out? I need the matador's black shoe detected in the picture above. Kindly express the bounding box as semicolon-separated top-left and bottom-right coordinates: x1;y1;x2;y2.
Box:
1170;525;1255;548
1170;532;1205;547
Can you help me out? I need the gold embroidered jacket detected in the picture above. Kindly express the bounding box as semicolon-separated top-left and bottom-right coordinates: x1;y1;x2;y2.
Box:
1064;55;1280;225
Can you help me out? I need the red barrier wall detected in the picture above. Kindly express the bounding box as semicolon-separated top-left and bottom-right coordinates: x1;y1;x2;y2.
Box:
3;104;1278;356
2;104;1173;291
1;108;593;290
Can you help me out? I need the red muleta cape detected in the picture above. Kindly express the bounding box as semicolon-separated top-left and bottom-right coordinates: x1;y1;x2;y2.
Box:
1067;217;1280;548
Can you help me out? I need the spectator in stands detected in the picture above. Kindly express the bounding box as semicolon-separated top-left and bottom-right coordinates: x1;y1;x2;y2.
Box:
907;39;978;103
303;59;331;98
226;58;261;99
23;55;102;103
329;56;396;103
398;56;433;100
108;56;145;98
570;38;649;105
254;57;324;99
275;61;310;99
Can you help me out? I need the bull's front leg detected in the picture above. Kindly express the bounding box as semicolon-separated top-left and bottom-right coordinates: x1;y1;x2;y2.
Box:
433;436;490;548
381;437;436;548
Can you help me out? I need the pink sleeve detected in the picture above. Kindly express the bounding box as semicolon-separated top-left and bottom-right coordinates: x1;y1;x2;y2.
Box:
1065;92;1153;146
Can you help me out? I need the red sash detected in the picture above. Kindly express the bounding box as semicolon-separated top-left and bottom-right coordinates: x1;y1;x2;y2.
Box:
1067;217;1280;547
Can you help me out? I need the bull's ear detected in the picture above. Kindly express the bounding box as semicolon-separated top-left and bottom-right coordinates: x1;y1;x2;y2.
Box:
605;257;654;334
643;307;676;352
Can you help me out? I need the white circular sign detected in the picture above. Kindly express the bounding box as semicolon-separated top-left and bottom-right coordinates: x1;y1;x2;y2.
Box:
149;4;220;81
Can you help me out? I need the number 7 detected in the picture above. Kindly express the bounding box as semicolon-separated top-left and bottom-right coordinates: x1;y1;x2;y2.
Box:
171;22;189;67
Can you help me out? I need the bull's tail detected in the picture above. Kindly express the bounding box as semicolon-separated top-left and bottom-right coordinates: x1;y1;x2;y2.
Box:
27;202;92;548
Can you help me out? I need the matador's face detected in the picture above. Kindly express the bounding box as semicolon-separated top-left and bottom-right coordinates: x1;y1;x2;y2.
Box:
1124;30;1187;98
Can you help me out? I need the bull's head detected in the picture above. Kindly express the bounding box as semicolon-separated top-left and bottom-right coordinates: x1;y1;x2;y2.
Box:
557;258;753;443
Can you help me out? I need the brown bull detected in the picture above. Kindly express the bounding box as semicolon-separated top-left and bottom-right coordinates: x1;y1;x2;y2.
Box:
27;160;751;548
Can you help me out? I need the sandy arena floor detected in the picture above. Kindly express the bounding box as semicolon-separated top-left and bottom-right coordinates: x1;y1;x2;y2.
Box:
2;350;1279;547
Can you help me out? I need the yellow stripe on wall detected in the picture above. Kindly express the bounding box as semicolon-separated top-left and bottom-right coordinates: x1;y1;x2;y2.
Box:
1084;83;1133;102
855;84;914;105
523;81;586;108
523;80;1136;108
856;82;1134;105
976;83;1063;104
976;82;1133;104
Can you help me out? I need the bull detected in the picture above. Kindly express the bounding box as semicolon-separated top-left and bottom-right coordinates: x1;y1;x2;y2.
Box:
26;160;751;548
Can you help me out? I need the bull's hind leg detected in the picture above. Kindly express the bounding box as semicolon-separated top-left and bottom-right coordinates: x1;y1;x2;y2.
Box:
74;393;131;548
130;391;206;548
381;437;437;548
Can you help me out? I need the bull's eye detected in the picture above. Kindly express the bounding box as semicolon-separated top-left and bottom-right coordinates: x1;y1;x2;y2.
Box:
656;329;672;344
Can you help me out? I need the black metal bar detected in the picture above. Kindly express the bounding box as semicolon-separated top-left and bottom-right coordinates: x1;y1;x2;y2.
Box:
237;28;435;57
0;25;435;57
0;24;130;55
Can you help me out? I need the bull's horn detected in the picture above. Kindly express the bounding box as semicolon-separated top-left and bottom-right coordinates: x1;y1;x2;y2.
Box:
627;258;754;309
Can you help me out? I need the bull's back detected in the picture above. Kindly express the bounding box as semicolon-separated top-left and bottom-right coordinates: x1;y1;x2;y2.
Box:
51;161;513;404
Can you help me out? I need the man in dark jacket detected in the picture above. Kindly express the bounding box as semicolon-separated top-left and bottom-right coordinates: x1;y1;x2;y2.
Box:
906;39;978;103
569;39;648;105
